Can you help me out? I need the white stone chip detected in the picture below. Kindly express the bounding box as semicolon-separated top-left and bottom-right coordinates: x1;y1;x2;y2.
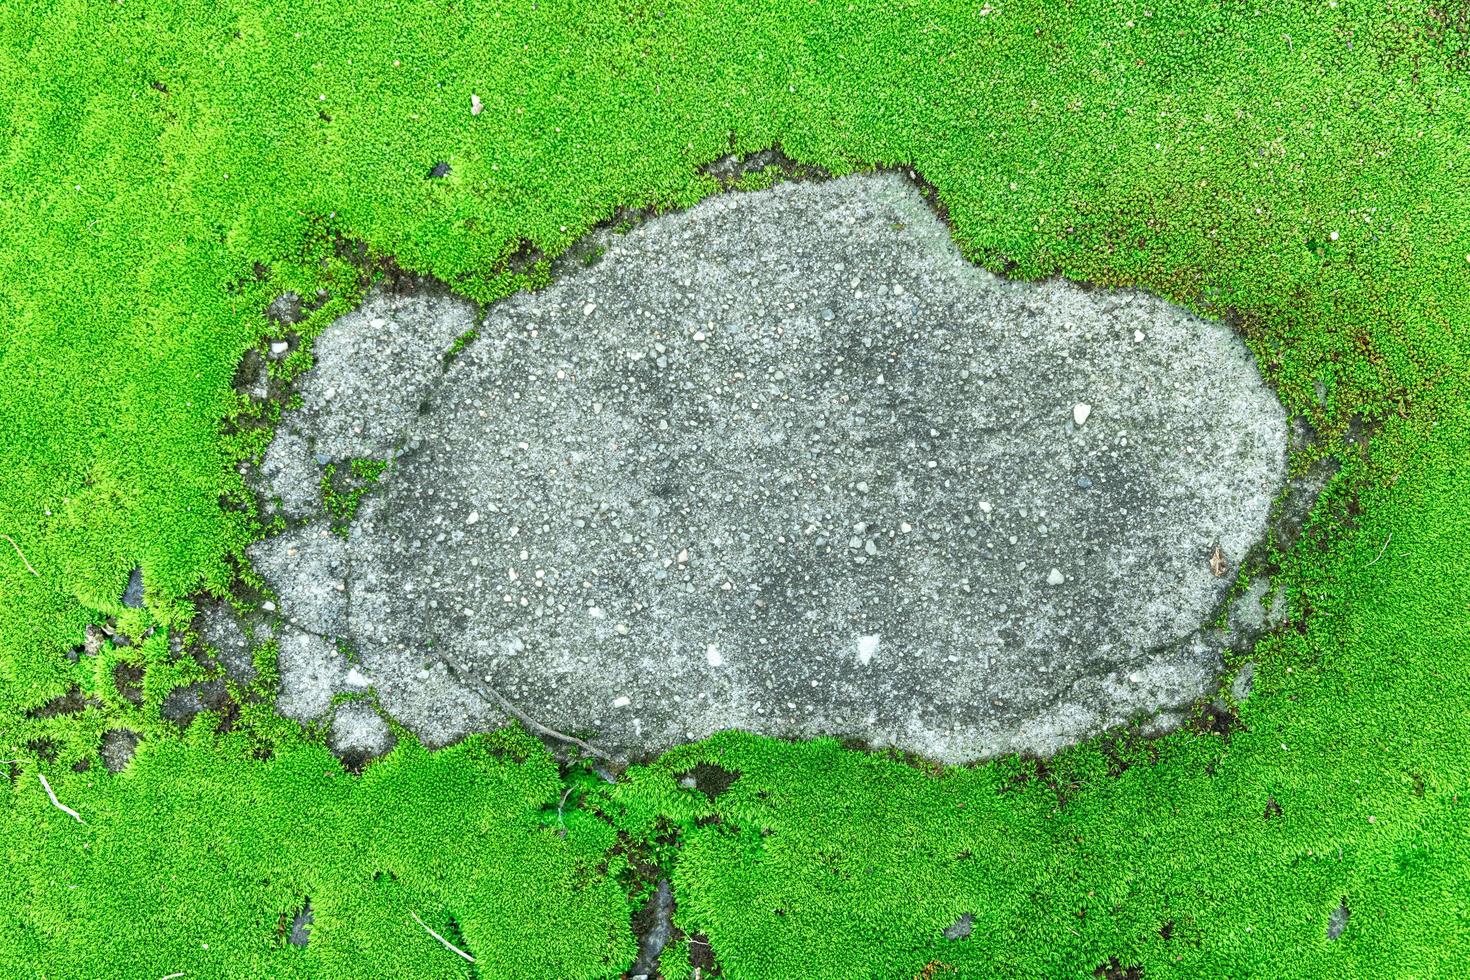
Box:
1073;403;1092;426
1047;567;1066;586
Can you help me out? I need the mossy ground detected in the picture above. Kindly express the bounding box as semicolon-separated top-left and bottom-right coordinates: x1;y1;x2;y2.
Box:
1;1;1467;976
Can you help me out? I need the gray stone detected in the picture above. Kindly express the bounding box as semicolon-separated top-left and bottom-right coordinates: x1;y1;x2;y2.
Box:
160;679;227;725
247;173;1290;763
288;900;313;947
257;429;321;520
248;526;349;637
1327;899;1350;940
267;291;303;326
329;701;395;761
121;567;144;609
943;912;974;941
274;626;348;723
629;879;676;980
100;728;140;773
251;286;478;514
198;600;257;684
1231;661;1256;702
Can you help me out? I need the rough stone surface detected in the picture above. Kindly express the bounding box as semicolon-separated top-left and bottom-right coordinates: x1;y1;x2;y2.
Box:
197;600;257;685
249;527;349;637
258;429;321;520
100;728;140;773
246;173;1290;763
267;291;304;326
274;626;350;724
943;912;974;941
329;701;395;761
1327;899;1351;940
288;900;313;947
629;879;676;980
121;567;145;609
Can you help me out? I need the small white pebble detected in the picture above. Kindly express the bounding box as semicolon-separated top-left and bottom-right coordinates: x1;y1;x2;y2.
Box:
1047;567;1065;586
612;695;630;709
1133;329;1145;342
1329;230;1340;241
978;501;992;514
471;93;483;116
466;511;479;525
706;644;723;667
582;302;597;316
1073;403;1092;426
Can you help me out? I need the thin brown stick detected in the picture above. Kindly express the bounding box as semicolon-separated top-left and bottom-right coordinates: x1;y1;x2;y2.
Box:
3;534;38;576
37;772;84;823
445;662;614;761
410;911;475;963
556;786;574;834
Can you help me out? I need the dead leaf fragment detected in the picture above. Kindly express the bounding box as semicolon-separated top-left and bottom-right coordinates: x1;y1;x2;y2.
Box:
1209;542;1228;577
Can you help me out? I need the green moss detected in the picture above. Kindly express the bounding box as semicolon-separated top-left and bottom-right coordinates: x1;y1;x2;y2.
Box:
2;0;1468;975
320;459;388;535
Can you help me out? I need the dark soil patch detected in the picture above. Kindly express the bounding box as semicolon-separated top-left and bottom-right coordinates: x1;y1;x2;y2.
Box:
1094;957;1143;979
25;685;92;719
686;931;722;977
112;661;145;706
674;763;741;802
1193;701;1242;742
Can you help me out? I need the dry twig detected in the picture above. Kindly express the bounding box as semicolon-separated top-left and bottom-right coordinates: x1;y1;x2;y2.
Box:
37;772;84;823
3;534;38;576
445;662;615;762
1364;532;1392;568
556;786;574;834
410;911;475;963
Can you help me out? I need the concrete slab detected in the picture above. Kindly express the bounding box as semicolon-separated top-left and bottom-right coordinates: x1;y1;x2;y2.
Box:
244;173;1290;763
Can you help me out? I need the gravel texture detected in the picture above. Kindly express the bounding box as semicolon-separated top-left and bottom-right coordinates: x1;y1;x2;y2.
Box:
245;173;1290;763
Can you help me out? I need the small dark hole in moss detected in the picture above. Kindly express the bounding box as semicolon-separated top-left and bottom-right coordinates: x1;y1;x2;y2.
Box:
1093;957;1143;980
674;763;741;802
